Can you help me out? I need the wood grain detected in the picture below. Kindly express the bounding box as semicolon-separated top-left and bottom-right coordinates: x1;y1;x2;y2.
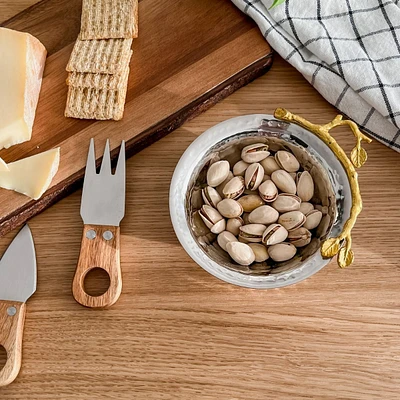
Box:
73;225;121;308
0;0;273;237
0;301;26;387
1;1;400;400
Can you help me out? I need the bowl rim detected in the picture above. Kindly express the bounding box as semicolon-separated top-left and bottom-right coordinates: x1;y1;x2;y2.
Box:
169;114;349;288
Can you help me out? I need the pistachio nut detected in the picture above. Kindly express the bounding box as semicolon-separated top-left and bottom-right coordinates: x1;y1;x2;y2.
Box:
226;241;255;266
207;160;230;187
198;205;223;230
296;171;314;202
242;212;251;225
226;216;244;236
237;194;265;212
210;219;226;234
239;223;267;243
238;236;251;244
233;160;250;177
278;210;306;231
258;180;278;202
303;209;323;230
262;223;288;245
215;171;234;198
271;170;297;194
192;211;211;236
268;242;297;262
202;186;222;208
248;205;279;225
271;193;301;213
217;198;243;218
217;231;238;251
299;202;314;215
244;163;264;191
243;188;258;195
248;243;269;263
287;227;312;247
241;143;270;163
260;156;280;175
290;172;297;180
275;151;300;173
222;176;245;199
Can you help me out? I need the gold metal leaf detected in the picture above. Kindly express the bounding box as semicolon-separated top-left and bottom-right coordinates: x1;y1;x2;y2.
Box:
321;238;341;258
338;246;354;268
350;146;367;168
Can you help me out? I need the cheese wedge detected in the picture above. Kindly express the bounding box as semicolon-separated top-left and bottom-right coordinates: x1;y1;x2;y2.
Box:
0;158;9;172
0;148;60;200
0;28;47;150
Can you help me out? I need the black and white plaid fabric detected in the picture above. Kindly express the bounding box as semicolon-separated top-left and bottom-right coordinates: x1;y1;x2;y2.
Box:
232;0;400;152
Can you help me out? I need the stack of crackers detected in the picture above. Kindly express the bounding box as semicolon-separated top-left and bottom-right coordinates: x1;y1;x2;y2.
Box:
65;0;138;121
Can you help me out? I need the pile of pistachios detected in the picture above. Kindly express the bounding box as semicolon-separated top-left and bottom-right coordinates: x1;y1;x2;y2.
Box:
198;143;324;266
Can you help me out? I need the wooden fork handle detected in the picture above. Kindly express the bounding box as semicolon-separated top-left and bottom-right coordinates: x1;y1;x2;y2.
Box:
0;301;26;387
72;225;121;308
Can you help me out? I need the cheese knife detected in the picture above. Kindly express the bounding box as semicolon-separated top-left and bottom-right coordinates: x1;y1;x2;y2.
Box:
72;139;125;308
0;225;36;387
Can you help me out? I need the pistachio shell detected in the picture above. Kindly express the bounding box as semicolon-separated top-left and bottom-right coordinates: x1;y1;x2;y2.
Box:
226;217;244;236
217;231;238;251
242;212;251;225
199;205;223;229
244;163;264;191
237;195;265;212
210;218;226;234
262;174;271;183
303;209;323;230
268;243;297;262
262;223;288;245
260;156;280;175
271;193;301;213
289;172;297;180
316;214;331;237
314;204;329;215
207;160;230;187
215;171;234;198
271;170;297;194
299;202;314;215
287;227;312;247
275;151;300;173
217;198;243;218
202;186;222;208
248;205;279;225
248;243;269;262
241;143;270;163
296;171;314;202
233;160;250;177
243;189;259;195
222;176;245;199
278;211;306;231
226;241;255;266
239;223;267;243
258;180;278;202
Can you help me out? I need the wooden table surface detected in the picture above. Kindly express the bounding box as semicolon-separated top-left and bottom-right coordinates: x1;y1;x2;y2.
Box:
1;2;400;399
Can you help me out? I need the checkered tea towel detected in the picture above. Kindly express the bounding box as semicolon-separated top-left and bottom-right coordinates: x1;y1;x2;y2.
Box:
232;0;400;152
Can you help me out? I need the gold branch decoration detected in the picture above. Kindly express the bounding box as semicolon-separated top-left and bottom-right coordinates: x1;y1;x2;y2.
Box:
274;108;372;268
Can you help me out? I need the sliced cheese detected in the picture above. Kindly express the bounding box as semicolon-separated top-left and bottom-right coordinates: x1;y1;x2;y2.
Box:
0;28;47;150
0;148;60;200
0;157;9;171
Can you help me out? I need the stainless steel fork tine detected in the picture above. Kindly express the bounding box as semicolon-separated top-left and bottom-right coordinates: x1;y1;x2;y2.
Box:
85;138;96;178
100;139;111;175
115;141;125;180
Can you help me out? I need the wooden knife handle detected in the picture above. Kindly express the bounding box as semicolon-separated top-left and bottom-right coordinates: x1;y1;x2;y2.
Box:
72;225;122;308
0;301;26;387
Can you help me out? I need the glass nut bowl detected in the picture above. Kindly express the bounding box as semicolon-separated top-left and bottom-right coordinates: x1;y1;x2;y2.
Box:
169;108;371;288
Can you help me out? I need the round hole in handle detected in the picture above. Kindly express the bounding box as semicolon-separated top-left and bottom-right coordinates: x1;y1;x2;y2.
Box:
83;268;111;297
0;345;7;372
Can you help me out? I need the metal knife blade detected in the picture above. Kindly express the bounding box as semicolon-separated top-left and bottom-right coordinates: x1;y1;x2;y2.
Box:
0;225;37;303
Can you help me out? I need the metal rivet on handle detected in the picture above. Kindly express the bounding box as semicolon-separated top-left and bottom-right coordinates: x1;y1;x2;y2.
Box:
103;231;113;241
86;229;96;240
7;306;17;316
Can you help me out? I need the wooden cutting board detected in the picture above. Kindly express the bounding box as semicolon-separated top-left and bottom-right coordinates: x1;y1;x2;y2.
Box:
0;0;273;237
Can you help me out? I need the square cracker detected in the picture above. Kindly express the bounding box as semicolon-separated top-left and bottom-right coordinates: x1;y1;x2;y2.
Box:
67;65;130;90
64;77;129;121
66;38;132;74
79;0;138;40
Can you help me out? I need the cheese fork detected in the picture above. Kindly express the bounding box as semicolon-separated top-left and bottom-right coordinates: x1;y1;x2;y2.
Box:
72;139;125;308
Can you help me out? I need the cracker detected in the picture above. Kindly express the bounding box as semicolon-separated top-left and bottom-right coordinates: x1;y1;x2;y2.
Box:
67;65;130;90
79;0;138;40
64;80;128;120
66;39;132;74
